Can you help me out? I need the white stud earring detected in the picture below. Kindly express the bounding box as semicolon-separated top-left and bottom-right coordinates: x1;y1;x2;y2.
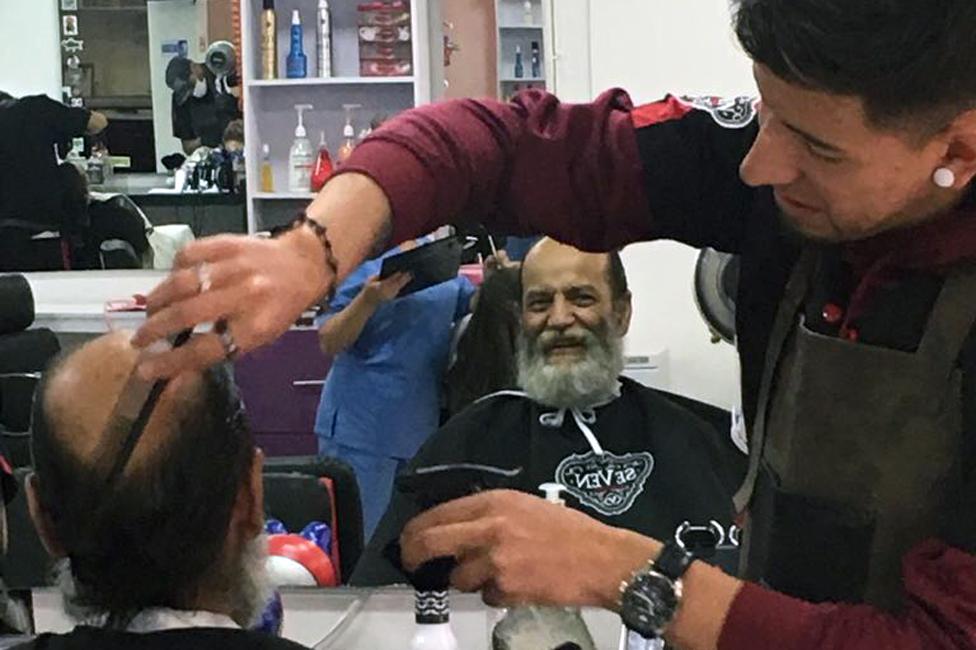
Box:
933;167;956;189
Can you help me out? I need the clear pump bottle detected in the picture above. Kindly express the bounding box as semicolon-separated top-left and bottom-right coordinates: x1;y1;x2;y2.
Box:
288;104;314;192
337;103;362;165
490;484;597;650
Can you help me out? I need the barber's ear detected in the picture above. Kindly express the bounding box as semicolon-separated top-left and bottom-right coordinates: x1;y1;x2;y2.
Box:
25;473;66;558
941;109;976;188
614;293;633;337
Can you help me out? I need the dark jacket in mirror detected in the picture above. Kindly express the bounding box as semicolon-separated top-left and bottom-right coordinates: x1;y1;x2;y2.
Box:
0;94;91;232
352;378;745;585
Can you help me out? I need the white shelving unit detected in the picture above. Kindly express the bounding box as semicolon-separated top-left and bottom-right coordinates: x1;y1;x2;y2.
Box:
494;0;553;100
241;0;442;233
249;76;417;87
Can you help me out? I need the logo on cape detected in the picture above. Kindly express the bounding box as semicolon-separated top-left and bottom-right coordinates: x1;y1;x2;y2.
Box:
555;451;654;516
679;95;758;129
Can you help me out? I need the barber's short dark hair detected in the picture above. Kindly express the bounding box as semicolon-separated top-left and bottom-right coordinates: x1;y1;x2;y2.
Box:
734;0;976;132
31;363;254;626
0;91;14;103
520;239;630;302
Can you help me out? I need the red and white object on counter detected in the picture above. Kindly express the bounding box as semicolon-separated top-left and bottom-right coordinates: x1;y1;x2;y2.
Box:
266;533;338;587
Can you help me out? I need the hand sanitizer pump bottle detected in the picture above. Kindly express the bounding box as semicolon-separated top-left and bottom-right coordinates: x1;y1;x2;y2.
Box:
490;484;597;650
288;104;314;192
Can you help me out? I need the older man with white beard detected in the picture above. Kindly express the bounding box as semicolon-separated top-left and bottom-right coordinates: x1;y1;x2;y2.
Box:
352;238;743;586
18;332;304;650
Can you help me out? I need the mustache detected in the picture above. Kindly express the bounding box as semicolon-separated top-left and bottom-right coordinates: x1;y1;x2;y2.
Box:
536;331;590;351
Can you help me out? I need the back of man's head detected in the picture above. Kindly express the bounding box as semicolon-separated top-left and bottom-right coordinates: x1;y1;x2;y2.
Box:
29;332;262;627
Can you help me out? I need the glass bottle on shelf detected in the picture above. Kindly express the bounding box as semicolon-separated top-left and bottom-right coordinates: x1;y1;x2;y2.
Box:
260;144;274;192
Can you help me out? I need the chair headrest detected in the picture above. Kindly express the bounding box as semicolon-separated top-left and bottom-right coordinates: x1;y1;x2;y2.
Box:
0;276;34;336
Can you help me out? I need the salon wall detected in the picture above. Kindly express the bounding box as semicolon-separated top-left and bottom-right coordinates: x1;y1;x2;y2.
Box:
442;0;497;99
586;0;755;408
0;0;62;100
81;8;152;98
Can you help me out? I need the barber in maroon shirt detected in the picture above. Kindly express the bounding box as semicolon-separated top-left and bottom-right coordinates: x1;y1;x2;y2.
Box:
133;0;976;647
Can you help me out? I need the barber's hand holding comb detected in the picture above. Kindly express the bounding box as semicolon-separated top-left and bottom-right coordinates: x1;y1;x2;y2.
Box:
132;173;393;378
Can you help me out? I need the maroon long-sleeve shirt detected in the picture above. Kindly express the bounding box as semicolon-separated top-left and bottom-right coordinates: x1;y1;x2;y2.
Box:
337;89;976;649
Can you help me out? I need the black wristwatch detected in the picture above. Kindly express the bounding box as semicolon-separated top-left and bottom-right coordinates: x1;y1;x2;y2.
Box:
619;539;694;639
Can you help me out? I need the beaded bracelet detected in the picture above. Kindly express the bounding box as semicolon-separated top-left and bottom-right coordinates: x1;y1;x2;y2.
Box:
276;211;339;307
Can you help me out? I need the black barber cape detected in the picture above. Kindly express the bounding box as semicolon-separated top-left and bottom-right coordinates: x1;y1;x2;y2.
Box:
352;377;745;585
18;627;308;650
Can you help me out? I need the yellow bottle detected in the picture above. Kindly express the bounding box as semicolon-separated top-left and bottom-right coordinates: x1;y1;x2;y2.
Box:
261;0;278;80
260;144;274;192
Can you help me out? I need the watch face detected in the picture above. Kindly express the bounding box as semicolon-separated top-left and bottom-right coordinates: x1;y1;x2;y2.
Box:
621;571;680;639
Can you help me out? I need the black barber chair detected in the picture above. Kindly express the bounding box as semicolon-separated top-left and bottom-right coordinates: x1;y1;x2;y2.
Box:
0;275;62;589
0;274;61;467
263;456;364;583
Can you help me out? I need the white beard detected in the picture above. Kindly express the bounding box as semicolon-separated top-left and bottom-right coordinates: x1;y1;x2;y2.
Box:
516;326;624;409
54;534;272;630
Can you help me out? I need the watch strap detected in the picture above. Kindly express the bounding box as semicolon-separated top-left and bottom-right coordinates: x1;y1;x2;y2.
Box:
653;538;694;582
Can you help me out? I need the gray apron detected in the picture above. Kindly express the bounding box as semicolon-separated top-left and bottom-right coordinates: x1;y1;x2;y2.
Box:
733;249;976;610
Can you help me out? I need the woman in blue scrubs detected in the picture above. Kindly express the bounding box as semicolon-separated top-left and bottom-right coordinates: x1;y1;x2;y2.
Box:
315;239;476;540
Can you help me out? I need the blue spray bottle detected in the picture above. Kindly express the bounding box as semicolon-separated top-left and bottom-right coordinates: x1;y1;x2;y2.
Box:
286;9;308;79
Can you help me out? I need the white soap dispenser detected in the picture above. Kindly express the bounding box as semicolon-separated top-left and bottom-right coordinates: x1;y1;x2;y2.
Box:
288;104;315;192
337;103;362;165
490;483;597;650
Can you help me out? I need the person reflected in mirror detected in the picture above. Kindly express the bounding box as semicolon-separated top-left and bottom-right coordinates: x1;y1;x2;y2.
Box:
352;239;744;586
315;238;476;540
443;254;522;418
165;58;241;157
0;90;107;271
18;332;308;649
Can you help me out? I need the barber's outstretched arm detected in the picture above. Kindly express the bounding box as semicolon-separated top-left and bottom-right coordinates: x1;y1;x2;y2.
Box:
133;89;657;377
400;491;976;650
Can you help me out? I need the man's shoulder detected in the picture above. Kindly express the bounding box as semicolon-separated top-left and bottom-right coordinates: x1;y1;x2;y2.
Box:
19;627;309;650
618;377;730;433
425;390;533;457
453;390;532;420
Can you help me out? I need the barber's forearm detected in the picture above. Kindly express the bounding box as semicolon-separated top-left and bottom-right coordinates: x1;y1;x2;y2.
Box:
595;528;743;650
330;89;654;253
306;173;392;282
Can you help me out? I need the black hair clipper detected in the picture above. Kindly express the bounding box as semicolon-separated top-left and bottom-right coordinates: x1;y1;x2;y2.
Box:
386;463;523;590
